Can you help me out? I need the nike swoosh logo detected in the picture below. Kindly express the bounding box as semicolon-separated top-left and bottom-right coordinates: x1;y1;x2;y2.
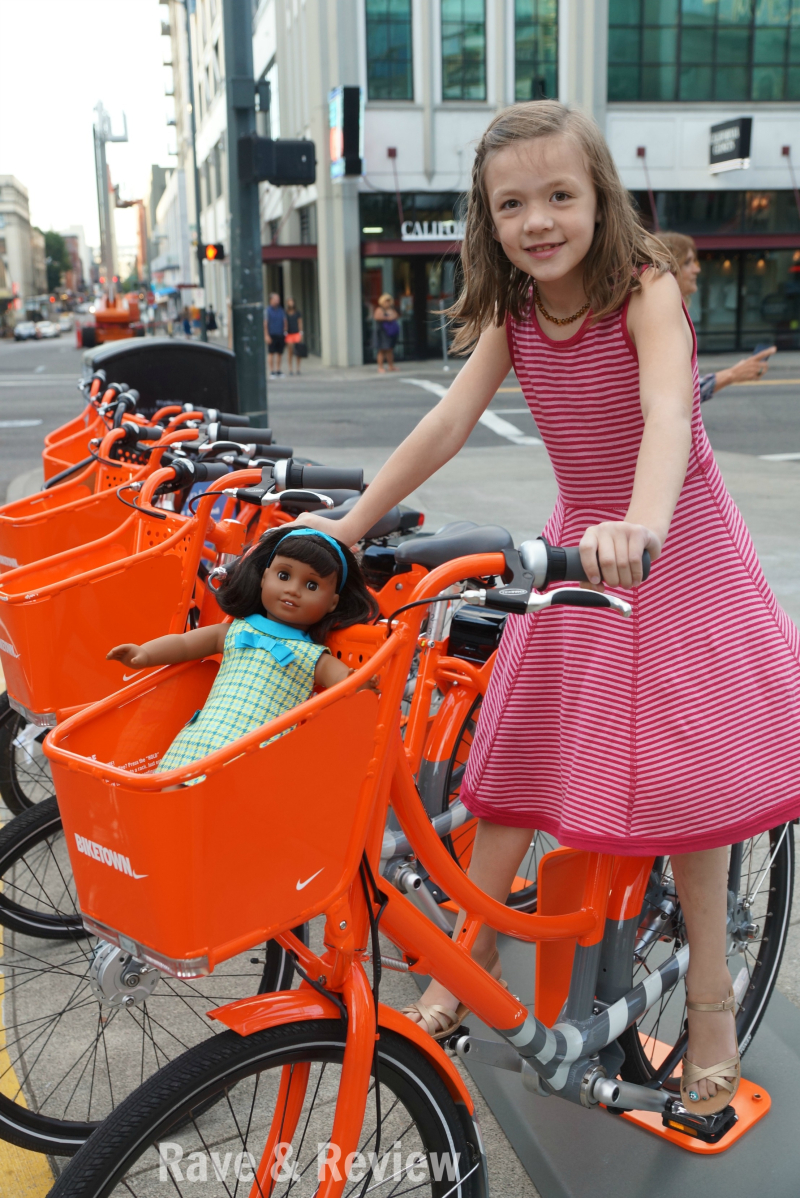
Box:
123;671;143;681
296;868;324;891
132;872;148;879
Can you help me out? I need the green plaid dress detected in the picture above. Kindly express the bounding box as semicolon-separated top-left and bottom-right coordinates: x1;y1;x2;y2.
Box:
157;614;328;779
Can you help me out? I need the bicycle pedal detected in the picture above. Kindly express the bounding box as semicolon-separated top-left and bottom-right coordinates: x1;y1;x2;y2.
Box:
662;1102;738;1143
443;1025;471;1052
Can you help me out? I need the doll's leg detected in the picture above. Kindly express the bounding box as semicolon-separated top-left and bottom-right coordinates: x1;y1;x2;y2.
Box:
403;820;534;1034
671;849;737;1101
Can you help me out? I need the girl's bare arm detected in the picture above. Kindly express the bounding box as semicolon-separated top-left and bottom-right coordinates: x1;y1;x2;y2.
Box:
580;271;693;587
296;322;512;545
107;623;228;669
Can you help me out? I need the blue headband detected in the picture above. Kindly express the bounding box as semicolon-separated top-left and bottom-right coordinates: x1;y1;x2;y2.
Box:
267;528;348;587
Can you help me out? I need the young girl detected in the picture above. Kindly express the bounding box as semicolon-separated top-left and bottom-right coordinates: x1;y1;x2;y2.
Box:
294;101;800;1115
107;528;377;779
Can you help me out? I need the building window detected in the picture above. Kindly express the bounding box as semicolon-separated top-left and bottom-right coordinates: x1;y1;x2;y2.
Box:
515;0;558;100
366;0;414;100
608;0;800;102
441;0;487;101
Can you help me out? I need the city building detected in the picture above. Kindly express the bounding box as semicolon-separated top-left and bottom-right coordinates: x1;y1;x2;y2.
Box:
30;227;47;297
0;175;39;310
60;226;92;293
175;1;800;361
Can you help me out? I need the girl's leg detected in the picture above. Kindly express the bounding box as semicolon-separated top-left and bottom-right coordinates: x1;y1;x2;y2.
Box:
377;349;385;372
671;849;737;1101
287;343;294;373
405;820;534;1031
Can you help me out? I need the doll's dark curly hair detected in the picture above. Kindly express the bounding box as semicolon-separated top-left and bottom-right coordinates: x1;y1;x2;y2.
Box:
217;527;378;643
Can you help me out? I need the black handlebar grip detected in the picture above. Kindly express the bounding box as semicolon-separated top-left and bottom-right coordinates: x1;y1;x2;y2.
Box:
556;545;651;584
211;410;251;427
261;444;294;460
288;463;365;492
218;424;272;444
194;460;233;483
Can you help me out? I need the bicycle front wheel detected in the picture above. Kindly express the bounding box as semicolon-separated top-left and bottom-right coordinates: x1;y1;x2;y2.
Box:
0;797;276;1156
49;1021;484;1198
619;825;795;1087
0;690;54;813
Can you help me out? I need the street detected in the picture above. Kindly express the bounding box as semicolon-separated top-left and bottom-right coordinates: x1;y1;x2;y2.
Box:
2;335;800;1194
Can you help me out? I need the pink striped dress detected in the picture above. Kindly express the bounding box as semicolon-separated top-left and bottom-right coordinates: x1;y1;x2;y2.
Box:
460;297;800;855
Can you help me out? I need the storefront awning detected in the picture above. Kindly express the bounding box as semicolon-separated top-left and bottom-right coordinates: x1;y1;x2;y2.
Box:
262;244;318;261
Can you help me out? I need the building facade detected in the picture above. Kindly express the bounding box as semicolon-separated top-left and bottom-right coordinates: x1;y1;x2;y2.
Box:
0;176;38;312
174;0;800;361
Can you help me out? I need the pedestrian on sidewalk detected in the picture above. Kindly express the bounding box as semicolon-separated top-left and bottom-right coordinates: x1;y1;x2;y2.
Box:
293;100;800;1113
285;298;304;375
206;305;218;332
181;308;192;338
265;293;287;378
374;293;400;372
659;231;776;402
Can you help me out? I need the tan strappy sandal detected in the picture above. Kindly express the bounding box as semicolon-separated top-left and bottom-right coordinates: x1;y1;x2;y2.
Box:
680;989;740;1116
402;949;506;1042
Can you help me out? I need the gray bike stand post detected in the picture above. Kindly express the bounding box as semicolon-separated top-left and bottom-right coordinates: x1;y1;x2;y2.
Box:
417;933;800;1198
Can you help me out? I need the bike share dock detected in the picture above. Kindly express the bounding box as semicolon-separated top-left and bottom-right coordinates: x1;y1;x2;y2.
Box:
421;933;800;1197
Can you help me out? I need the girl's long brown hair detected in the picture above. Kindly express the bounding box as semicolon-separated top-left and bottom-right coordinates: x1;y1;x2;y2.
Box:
450;101;673;353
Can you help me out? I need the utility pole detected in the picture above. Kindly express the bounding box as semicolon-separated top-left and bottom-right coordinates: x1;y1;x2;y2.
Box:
183;0;207;341
221;0;267;424
93;103;128;298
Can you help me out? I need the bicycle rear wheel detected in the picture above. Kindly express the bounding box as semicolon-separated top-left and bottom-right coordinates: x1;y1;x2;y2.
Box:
0;690;54;813
48;1022;484;1198
619;825;794;1088
441;694;558;912
0;797;275;1155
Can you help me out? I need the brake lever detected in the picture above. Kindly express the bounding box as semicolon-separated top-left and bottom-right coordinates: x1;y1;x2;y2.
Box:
461;585;632;618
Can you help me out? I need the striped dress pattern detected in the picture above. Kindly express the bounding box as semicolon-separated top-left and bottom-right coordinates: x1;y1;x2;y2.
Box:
461;299;800;855
157;615;327;779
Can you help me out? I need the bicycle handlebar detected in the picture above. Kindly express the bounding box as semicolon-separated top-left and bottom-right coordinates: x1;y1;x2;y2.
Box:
519;536;651;590
185;405;251;427
208;423;273;445
273;460;365;493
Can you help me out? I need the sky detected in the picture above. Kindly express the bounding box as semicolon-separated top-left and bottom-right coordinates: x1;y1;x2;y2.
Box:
0;0;175;252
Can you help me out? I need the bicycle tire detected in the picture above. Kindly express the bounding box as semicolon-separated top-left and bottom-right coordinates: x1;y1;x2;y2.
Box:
0;797;276;1155
48;1021;484;1198
619;825;794;1088
0;690;55;814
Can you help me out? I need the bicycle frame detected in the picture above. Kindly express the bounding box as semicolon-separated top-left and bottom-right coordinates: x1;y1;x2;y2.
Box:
46;550;697;1198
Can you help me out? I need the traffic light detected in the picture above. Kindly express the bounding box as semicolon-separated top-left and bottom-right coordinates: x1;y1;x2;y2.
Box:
200;243;225;262
238;136;316;186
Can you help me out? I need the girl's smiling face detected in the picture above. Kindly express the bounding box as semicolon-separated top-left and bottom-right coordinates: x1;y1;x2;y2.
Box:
485;135;598;287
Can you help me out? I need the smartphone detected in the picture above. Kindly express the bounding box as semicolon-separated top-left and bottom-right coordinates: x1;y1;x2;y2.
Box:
753;341;775;355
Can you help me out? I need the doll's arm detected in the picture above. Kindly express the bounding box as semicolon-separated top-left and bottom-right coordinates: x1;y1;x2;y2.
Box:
107;623;228;669
314;653;380;693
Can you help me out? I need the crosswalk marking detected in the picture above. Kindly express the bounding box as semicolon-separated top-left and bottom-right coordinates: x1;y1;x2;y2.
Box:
402;378;542;446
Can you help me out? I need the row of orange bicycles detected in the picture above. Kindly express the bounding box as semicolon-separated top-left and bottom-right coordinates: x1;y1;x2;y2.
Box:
0;367;792;1195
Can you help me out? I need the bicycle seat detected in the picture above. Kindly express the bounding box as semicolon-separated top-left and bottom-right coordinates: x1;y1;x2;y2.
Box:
317;496;403;539
395;524;513;569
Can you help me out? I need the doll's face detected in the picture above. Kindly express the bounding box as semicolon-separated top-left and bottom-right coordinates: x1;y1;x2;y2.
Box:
260;555;339;627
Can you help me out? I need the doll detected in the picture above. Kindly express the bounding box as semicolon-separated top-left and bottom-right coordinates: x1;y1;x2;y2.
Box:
107;528;378;781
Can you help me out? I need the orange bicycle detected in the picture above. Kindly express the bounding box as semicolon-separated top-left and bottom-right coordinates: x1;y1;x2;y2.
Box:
42;539;789;1195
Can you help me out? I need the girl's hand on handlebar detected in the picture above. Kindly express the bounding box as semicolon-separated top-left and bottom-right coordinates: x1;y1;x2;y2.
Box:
579;522;661;588
107;643;150;668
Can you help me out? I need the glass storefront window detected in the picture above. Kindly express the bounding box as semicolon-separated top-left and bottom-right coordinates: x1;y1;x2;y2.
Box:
687;250;800;350
629;190;800;237
366;0;414;101
608;0;800;100
360;192;467;240
514;0;558;100
361;255;460;362
441;0;487;100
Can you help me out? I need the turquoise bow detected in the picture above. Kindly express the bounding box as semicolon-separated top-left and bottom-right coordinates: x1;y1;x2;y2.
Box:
233;629;296;666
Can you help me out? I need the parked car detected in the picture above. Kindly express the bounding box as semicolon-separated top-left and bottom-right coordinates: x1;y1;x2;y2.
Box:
13;321;38;341
58;314;73;333
37;320;60;338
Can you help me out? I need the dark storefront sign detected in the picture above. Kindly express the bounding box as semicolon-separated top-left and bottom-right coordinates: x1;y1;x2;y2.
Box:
709;118;753;175
360;193;464;362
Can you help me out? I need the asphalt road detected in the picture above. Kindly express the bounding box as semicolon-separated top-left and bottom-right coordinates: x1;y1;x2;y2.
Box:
3;336;800;495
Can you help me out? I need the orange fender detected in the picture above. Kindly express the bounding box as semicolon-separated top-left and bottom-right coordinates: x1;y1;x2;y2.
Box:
207;987;474;1114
